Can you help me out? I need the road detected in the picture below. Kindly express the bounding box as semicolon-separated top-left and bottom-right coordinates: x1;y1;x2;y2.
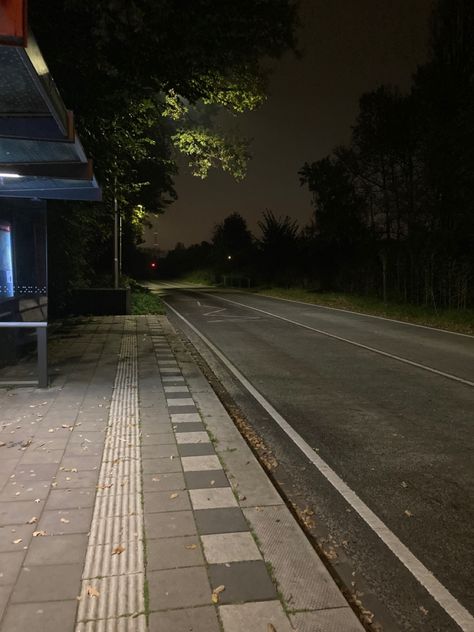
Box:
152;282;474;632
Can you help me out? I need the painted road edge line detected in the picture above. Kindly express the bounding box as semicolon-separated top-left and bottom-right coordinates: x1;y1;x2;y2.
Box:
164;299;474;632
213;295;474;388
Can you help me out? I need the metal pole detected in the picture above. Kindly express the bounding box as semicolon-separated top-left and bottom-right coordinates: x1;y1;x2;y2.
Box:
114;177;119;289
37;326;48;388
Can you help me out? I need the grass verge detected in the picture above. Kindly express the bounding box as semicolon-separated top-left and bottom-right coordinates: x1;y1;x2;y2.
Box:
253;287;474;335
131;289;166;315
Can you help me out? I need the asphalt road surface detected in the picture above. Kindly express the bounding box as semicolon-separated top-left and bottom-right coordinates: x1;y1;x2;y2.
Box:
153;283;474;632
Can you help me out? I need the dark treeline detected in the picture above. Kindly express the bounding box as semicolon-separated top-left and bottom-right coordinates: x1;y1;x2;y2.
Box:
164;0;474;309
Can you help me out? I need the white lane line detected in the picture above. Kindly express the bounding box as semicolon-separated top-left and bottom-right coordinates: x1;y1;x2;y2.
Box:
164;300;474;632
256;292;474;339
212;295;474;388
203;307;226;316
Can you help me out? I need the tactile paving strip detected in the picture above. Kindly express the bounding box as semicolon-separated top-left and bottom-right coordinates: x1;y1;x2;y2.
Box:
75;320;146;631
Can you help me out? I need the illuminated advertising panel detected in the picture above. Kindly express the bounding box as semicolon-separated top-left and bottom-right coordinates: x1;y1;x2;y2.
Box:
0;223;13;298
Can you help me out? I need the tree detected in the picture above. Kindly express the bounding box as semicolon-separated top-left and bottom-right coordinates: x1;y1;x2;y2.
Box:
257;210;300;284
28;1;297;305
212;213;254;271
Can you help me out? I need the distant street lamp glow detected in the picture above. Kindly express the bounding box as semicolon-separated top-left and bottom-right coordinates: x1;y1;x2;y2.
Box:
0;173;22;179
227;255;232;260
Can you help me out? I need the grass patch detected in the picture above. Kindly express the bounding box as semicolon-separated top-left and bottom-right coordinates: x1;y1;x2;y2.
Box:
131;290;166;315
254;287;474;335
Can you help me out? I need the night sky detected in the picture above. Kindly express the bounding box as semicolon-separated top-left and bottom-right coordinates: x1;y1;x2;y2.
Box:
155;0;433;252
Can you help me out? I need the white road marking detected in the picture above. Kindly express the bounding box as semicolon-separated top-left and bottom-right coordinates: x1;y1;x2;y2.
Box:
257;292;474;339
212;295;474;388
203;307;226;316
164;300;474;632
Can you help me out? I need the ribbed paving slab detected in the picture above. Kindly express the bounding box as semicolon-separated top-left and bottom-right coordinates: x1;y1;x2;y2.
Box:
75;322;146;630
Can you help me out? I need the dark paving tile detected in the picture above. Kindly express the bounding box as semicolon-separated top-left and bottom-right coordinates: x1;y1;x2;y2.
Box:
194;508;249;535
11;563;82;602
1;600;77;632
208;561;277;604
178;443;216;457
167;405;198;415
0;480;50;502
146;535;204;571
184;470;230;490
149;606;220;631
54;469;99;489
148;566;211;610
174;422;206;433
60;455;102;471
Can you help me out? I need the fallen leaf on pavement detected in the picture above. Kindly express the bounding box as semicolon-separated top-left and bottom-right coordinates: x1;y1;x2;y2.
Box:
419;606;428;616
60;518;70;524
401;481;408;488
267;625;277;632
185;544;197;550
12;539;22;544
26;517;37;524
211;585;225;604
169;493;178;499
404;510;413;517
112;545;125;555
86;586;100;598
33;530;47;537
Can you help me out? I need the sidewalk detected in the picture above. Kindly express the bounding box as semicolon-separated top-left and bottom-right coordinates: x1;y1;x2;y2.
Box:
0;315;364;632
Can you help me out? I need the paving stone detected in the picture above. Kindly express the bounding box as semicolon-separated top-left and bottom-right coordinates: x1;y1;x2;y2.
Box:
0;585;9;621
162;376;185;383
170;413;201;423
163;386;189;393
140;422;173;434
219;601;294;632
178;443;215;457
44;488;95;510
0;551;25;585
290;608;364;632
0;460;21;476
0;524;35;552
0;500;41;525
142;444;179;459
167;405;198;415
148;566;211;610
61;455;102;472
181;456;221;472
144;490;191;513
184;470;230;490
149;606;220;632
24;533;88;566
175;432;209;444
201;532;261;564
208;560;277;604
0;600;78;632
11;463;58;481
174;422;206;433
145;510;197;539
142;458;182;475
37;507;93;535
0;479;50;502
54;469;99;489
141;433;176;446
63;444;101;458
69;431;105;444
146;535;204;571
194;508;249;535
17;449;63;467
189;488;238;510
11;563;83;602
143;472;185;492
